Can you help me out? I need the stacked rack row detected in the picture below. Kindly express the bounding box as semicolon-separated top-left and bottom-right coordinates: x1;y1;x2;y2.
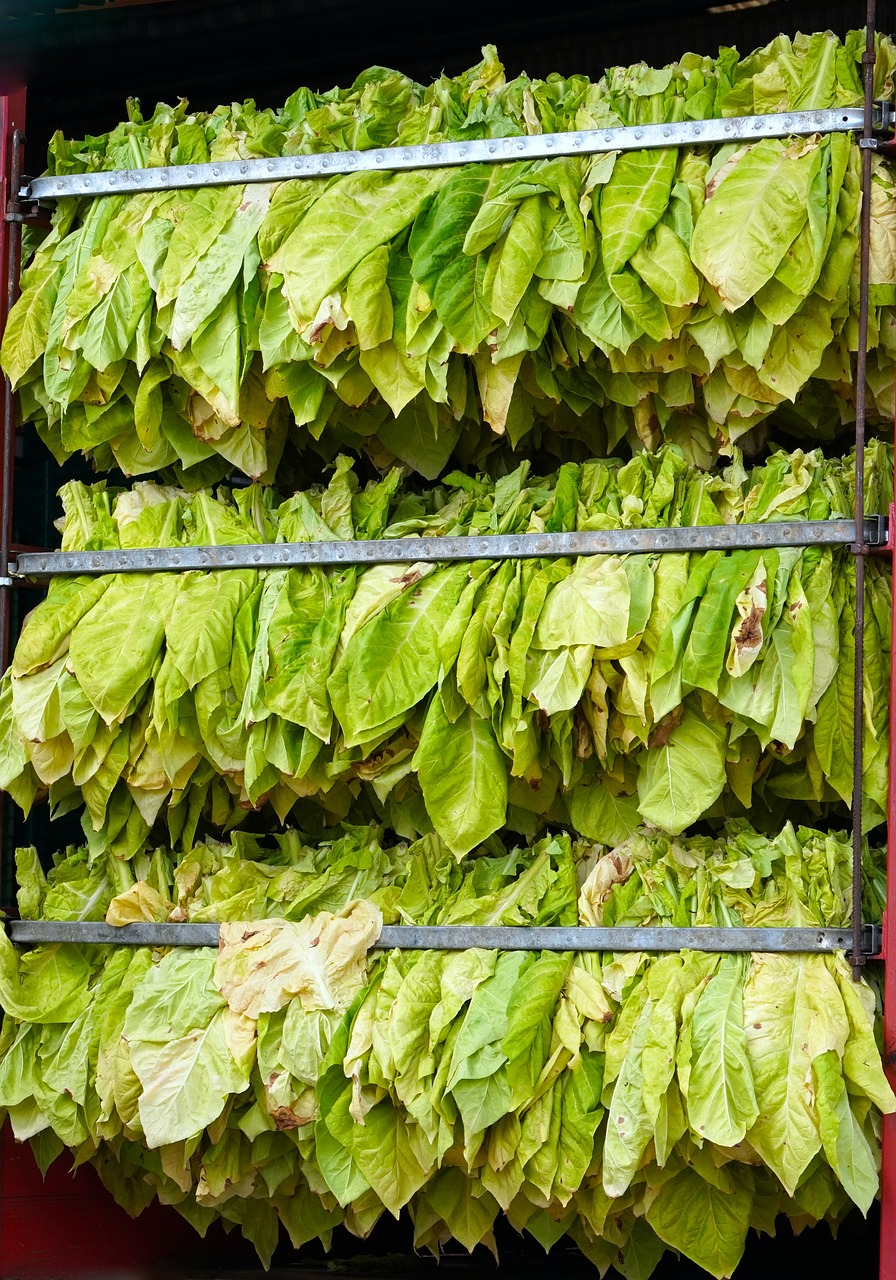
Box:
1;24;896;1279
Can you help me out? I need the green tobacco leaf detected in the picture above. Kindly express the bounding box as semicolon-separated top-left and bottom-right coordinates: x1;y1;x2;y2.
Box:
567;782;639;846
409;167;497;353
0;931;93;1024
2;256;60;387
423;1167;499;1252
169;184;273;350
69;573;177;725
131;1005;255;1148
377;402;462;480
600;149;677;275
691;138;818;310
631;222;700;307
535;556;632;649
637;705;727;833
646;1166;752;1278
743;953;847;1194
166;570;255;689
272;170;442;328
328;1092;432;1215
813;1049;878;1213
602;992;655;1196
12;577;112;678
416;692;508;857
686;954;758;1147
489;196;544;325
330;567;465;745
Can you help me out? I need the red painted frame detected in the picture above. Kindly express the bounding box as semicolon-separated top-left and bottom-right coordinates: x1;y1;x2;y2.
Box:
879;496;896;1275
0;88;26;335
0;1127;203;1279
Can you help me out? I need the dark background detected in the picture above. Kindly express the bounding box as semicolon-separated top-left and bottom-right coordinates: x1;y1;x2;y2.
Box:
0;0;893;1274
2;0;896;160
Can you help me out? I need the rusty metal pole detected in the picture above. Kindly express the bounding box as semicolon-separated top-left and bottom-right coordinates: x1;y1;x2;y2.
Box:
866;0;896;1269
0;90;26;914
0;94;25;678
852;4;877;982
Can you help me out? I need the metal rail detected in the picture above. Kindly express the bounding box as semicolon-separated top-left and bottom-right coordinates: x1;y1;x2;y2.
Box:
5;919;882;955
9;517;887;579
1;97;27;919
850;16;879;981
18;105;895;202
1;116;25;670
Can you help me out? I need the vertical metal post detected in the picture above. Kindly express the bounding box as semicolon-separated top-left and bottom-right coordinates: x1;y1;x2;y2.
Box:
0;91;25;676
852;6;876;978
0;91;26;917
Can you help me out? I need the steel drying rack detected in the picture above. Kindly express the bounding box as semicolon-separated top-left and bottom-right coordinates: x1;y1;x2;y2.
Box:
3;75;894;959
2;11;896;1270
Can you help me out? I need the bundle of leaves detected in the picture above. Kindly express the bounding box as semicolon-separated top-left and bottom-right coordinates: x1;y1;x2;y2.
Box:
4;35;896;482
0;443;890;861
0;821;891;1279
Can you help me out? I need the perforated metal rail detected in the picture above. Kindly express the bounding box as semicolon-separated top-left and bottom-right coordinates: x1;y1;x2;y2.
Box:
19;104;896;203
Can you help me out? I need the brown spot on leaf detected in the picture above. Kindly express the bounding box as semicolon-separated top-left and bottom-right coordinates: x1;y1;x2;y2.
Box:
308;318;332;345
648;705;684;748
736;602;764;650
391;569;422;587
574;707;593;760
272;1107;306;1131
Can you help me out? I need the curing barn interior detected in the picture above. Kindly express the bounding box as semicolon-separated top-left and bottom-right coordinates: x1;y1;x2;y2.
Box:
2;0;896;1276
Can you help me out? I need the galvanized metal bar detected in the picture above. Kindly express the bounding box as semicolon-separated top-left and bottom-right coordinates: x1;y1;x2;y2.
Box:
19;107;875;202
381;925;878;954
9;518;880;579
5;920;879;954
8;921;222;947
